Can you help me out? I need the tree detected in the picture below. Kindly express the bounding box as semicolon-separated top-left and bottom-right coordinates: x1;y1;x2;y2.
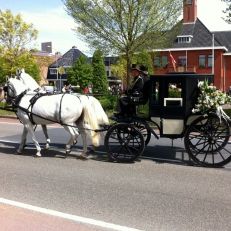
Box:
222;0;231;23
92;50;108;93
0;10;39;83
63;0;182;86
111;56;127;82
67;55;93;91
0;10;38;54
133;50;153;75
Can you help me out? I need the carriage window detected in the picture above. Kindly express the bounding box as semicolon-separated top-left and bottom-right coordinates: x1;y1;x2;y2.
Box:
152;81;160;104
164;82;183;107
168;82;182;98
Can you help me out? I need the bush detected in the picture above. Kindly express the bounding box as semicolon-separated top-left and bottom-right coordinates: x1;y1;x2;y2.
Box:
0;102;15;116
97;94;118;111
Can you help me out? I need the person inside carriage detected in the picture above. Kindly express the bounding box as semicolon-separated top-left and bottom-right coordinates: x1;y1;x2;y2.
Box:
114;64;150;118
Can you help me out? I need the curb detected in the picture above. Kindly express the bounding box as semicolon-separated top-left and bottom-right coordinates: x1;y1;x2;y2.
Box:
0;115;17;119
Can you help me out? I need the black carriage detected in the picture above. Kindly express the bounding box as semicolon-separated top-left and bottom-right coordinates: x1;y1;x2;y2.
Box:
105;73;231;167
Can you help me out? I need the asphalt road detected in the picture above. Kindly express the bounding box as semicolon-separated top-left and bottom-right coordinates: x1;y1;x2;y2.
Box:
0;118;231;231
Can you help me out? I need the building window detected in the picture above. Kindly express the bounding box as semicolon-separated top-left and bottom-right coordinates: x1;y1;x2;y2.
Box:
178;56;187;67
177;36;192;44
154;56;161;67
161;56;168;67
185;0;192;4
50;68;57;75
208;55;213;67
154;56;168;68
199;55;206;68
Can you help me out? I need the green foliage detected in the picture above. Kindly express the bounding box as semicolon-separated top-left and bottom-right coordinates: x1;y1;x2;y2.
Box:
0;102;15;116
132;50;154;75
0;10;38;52
67;55;93;90
92;50;108;94
0;10;39;84
97;95;118;111
16;52;40;82
168;88;181;98
63;0;182;82
0;50;40;83
222;0;231;23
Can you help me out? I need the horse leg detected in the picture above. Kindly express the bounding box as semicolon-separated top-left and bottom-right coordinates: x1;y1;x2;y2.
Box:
63;125;79;157
17;126;28;154
26;123;42;157
41;125;50;149
76;121;88;157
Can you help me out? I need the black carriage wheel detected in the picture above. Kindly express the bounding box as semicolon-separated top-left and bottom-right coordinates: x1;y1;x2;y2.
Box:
184;114;231;167
104;123;145;162
131;120;151;146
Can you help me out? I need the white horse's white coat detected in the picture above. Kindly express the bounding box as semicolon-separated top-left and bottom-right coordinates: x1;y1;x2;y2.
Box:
7;77;104;157
15;70;109;157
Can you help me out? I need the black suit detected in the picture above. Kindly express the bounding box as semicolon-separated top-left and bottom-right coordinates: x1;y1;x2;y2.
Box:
117;75;144;115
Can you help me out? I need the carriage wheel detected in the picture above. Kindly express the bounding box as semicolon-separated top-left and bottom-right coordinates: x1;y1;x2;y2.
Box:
184;113;231;167
105;123;145;162
131;120;151;146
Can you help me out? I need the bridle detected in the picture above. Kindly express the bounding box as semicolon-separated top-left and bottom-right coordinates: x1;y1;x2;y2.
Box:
6;81;27;107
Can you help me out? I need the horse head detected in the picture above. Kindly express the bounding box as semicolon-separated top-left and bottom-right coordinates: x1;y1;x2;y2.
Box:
6;77;28;104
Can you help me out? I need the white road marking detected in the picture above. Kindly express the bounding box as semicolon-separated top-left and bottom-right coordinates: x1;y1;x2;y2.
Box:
0;198;142;231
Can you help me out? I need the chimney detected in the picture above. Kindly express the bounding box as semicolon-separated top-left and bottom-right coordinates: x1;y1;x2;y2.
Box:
183;0;197;23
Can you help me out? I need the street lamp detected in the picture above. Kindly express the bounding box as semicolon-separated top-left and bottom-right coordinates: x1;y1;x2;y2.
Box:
58;66;65;92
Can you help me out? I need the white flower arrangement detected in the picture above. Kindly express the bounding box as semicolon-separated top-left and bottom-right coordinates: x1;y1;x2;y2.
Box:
192;80;231;119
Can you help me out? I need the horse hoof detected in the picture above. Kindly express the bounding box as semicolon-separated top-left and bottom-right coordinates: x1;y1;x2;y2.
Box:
16;150;22;155
44;144;50;150
34;153;42;158
65;150;71;158
77;154;88;160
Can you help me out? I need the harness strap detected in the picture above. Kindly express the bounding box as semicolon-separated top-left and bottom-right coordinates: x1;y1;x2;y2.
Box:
27;93;46;125
59;94;66;124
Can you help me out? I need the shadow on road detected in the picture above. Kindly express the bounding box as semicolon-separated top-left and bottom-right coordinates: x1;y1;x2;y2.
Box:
0;140;194;166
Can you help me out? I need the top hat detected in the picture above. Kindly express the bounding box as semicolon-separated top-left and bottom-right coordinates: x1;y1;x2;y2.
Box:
139;65;148;75
131;64;140;71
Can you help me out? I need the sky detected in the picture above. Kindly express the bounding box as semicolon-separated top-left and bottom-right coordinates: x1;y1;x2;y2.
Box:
0;0;230;56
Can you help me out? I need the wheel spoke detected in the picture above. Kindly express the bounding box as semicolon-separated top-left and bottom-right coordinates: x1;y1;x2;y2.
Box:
185;114;231;167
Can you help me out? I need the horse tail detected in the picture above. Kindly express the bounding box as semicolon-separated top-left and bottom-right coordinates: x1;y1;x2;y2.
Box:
81;96;101;147
89;96;109;126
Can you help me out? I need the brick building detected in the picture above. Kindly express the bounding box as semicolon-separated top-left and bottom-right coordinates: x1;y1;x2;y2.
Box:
154;0;231;92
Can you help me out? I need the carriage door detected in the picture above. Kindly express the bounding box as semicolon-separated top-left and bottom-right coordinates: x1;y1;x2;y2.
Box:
162;80;184;136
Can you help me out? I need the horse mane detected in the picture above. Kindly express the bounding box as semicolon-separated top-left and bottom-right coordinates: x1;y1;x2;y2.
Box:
19;70;42;92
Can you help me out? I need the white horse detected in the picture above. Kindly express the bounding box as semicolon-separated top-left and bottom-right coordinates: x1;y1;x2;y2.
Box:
6;77;102;157
18;70;109;155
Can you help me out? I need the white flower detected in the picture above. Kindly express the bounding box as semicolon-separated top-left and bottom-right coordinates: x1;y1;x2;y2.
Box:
192;79;231;116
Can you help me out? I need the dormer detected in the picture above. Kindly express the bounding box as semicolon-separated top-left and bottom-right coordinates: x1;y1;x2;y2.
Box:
177;35;193;43
183;0;197;24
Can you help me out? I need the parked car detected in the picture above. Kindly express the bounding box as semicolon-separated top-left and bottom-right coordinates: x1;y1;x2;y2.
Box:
42;85;56;93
